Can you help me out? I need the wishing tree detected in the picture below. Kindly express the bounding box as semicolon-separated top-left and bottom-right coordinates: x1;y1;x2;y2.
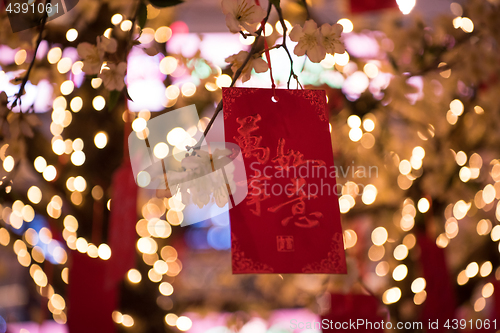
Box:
0;0;500;332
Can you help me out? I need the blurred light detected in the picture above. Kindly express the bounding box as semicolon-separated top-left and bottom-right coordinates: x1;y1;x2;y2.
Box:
371;227;388;246
71;151;86;166
57;57;72;73
337;18;353;33
159;282;174;296
474;297;485;312
362;184;377;205
349;128;362;142
47;47;62;64
457;270;468;285
181;82;196;97
399;159;411;175
3;156;14;172
27;186;42;204
92;185;104;200
120;20;133;31
34;156;47;173
111;14;123;25
127;269;142;283
43;165;57;181
154;142;169;159
375;261;389;276
456;151;467;166
165;313;178;326
414;290;427;305
363;63;378;78
450;99;464;116
155;26;173;43
60;80;74;95
92;96;105;111
480;261;493;277
482;282;494;298
132;118;147;132
94;132;108;149
394;244;408;260
70;97;83;112
160;56;178;75
392;264;408;281
417;198;430;213
461;17;474;33
383;287;401;304
343;229;357;249
275;19;292;35
98;244;111;260
66;29;78;42
411;277;426;293
176;316;192;331
165;85;180;99
333;52;349;66
466;262;479;278
397;0;416;14
477;219;492;236
122;314;134;327
216;74;232;88
347;115;361;128
91;78;102;89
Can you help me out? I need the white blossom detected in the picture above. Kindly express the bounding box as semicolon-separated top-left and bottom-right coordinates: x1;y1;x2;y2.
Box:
99;62;127;91
289;20;326;63
320;23;345;54
221;0;266;34
225;50;268;82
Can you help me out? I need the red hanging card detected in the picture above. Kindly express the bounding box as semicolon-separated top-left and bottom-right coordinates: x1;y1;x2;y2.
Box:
107;161;138;286
223;87;346;274
350;0;398;13
67;251;117;333
321;293;385;331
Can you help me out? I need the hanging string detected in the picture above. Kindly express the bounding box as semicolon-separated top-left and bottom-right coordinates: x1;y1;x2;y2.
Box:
255;0;277;99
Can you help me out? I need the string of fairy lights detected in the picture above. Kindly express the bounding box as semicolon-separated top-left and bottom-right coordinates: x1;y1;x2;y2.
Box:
0;0;497;329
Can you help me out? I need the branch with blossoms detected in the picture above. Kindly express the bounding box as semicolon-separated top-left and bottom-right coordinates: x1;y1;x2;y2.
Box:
191;0;345;150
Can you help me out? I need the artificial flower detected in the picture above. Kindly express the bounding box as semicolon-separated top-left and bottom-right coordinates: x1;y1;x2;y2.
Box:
320;23;345;54
99;62;127;91
225;50;269;82
97;36;118;56
289;20;326;63
77;43;101;75
221;0;266;34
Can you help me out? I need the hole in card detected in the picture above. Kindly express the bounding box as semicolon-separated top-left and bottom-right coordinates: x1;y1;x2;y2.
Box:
271;96;279;103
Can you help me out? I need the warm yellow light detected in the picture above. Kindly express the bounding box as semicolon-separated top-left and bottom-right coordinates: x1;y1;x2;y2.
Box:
337;18;353;33
417;198;430;213
153;142;169;159
392;264;408;281
176;316;192;331
71;151;86;166
155;26;173;43
411;277;426;293
159;282;174;296
70;97;83;112
127;269;142;283
94;132;108;149
382;287;401;304
92;96;106;111
3;156;14;172
111;13;123;25
371;227;388;246
98;243;112;260
160;56;178;75
60;80;74;95
181;82;196;97
120;20;133;31
466;262;479;278
216;74;232;88
43;165;57;181
47;47;62;64
66;29;78;42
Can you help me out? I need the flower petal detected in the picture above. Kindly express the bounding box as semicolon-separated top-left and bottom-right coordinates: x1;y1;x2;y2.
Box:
306;45;326;63
289;24;303;42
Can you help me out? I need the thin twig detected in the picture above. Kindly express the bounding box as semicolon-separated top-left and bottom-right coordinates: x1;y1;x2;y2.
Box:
191;2;273;151
11;0;52;110
274;3;302;89
300;0;311;20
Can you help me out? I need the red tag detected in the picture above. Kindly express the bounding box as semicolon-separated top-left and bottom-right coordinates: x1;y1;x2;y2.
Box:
67;251;117;333
223;87;346;274
107;161;138;286
350;0;398;13
321;293;385;331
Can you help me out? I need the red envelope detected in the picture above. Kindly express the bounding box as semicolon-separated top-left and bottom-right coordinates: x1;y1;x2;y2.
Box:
223;87;347;274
